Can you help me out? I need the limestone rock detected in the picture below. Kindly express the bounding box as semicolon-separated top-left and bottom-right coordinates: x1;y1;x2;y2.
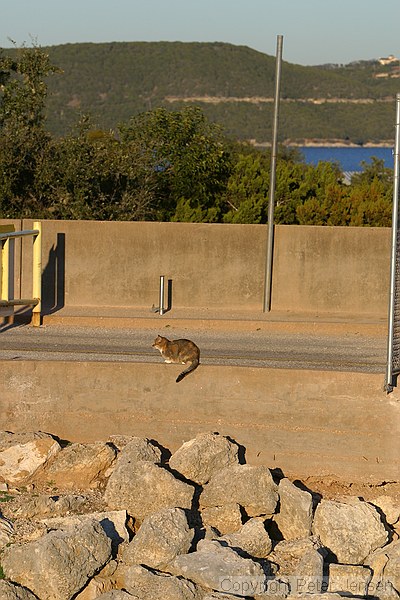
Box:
313;498;388;564
292;548;324;594
202;594;247;600
122;507;193;569
289;595;350;600
201;503;243;534
40;441;117;489
75;561;119;600
0;431;60;485
365;538;400;596
105;460;194;522
219;517;272;558
274;478;313;540
328;564;372;597
371;495;400;526
169;432;239;484
168;538;265;596
0;581;38;600
200;464;278;517
254;577;290;598
1;519;112;600
42;510;129;555
268;536;324;578
13;493;87;519
109;436;162;464
0;513;14;548
96;593;133;600
115;564;199;600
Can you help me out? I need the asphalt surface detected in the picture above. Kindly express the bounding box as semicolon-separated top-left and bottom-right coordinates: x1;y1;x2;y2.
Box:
0;321;388;373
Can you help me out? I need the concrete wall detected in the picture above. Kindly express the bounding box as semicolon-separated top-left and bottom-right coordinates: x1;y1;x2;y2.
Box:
3;219;391;317
1;360;399;483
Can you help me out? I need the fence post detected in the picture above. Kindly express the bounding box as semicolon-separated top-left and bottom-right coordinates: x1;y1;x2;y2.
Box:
32;221;42;327
1;237;10;302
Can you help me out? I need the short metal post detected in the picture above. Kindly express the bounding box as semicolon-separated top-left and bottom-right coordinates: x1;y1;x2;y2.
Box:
159;275;165;316
32;221;42;327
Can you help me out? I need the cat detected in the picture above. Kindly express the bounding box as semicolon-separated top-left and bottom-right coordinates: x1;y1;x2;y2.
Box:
152;334;200;383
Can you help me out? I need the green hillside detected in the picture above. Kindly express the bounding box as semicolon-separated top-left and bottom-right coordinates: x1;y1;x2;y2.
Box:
7;41;400;143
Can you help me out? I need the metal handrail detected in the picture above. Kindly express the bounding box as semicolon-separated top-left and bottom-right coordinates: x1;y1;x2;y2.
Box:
0;221;42;327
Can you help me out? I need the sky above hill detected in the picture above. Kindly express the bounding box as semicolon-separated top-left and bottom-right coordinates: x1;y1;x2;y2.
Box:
1;0;399;66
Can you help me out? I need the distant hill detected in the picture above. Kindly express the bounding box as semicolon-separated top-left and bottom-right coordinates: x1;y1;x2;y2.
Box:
10;41;400;143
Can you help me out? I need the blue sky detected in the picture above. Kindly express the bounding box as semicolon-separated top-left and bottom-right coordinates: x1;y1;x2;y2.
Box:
1;0;399;66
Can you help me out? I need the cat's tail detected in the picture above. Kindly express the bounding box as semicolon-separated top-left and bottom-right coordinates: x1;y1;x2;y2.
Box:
176;359;199;383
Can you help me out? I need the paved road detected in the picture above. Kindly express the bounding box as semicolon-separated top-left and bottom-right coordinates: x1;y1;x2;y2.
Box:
0;321;387;373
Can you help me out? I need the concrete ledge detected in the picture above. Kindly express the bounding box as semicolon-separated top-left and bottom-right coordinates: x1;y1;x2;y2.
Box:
34;305;388;337
1;361;398;483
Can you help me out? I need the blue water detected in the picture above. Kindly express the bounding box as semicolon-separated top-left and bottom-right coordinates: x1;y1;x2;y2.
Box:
298;146;394;172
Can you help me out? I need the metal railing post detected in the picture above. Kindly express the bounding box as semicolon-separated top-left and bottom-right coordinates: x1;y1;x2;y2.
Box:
264;34;283;312
1;237;10;302
32;221;42;327
0;223;42;326
159;275;165;316
385;93;400;391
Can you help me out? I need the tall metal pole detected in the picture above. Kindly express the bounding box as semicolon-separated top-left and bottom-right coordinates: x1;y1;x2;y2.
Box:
385;93;400;392
264;35;283;312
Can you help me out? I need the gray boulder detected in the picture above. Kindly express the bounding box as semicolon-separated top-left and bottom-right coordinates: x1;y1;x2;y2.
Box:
200;465;278;517
268;536;324;578
0;581;38;600
219;517;272;558
365;538;400;597
168;538;266;597
110;437;162;464
96;593;133;600
169;433;239;484
292;548;324;594
201;503;243;534
105;460;194;522
115;564;199;600
289;595;352;600
40;441;117;489
42;510;129;555
0;513;14;548
371;495;400;526
202;594;248;600
274;478;313;540
122;507;194;569
1;519;112;600
0;431;60;485
313;498;388;564
13;493;87;519
74;560;119;600
328;564;372;597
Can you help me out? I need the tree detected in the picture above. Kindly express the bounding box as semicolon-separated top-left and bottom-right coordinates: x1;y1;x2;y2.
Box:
37;117;159;221
221;152;270;223
0;45;59;216
119;106;232;221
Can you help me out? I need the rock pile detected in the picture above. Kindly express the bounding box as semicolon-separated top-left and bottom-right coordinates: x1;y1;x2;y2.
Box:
0;430;399;600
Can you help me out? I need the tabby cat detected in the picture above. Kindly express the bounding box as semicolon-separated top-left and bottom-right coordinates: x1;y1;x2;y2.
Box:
152;334;200;383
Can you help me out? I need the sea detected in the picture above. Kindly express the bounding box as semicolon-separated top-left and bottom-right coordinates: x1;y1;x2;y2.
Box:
297;146;394;173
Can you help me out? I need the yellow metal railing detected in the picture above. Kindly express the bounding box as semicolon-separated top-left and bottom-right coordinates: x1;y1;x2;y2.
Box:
0;221;42;327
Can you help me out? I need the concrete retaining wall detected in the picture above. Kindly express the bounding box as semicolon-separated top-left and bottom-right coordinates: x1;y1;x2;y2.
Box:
1;360;399;483
1;219;391;317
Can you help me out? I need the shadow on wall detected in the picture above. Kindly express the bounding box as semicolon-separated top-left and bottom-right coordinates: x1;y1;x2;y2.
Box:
42;232;65;315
